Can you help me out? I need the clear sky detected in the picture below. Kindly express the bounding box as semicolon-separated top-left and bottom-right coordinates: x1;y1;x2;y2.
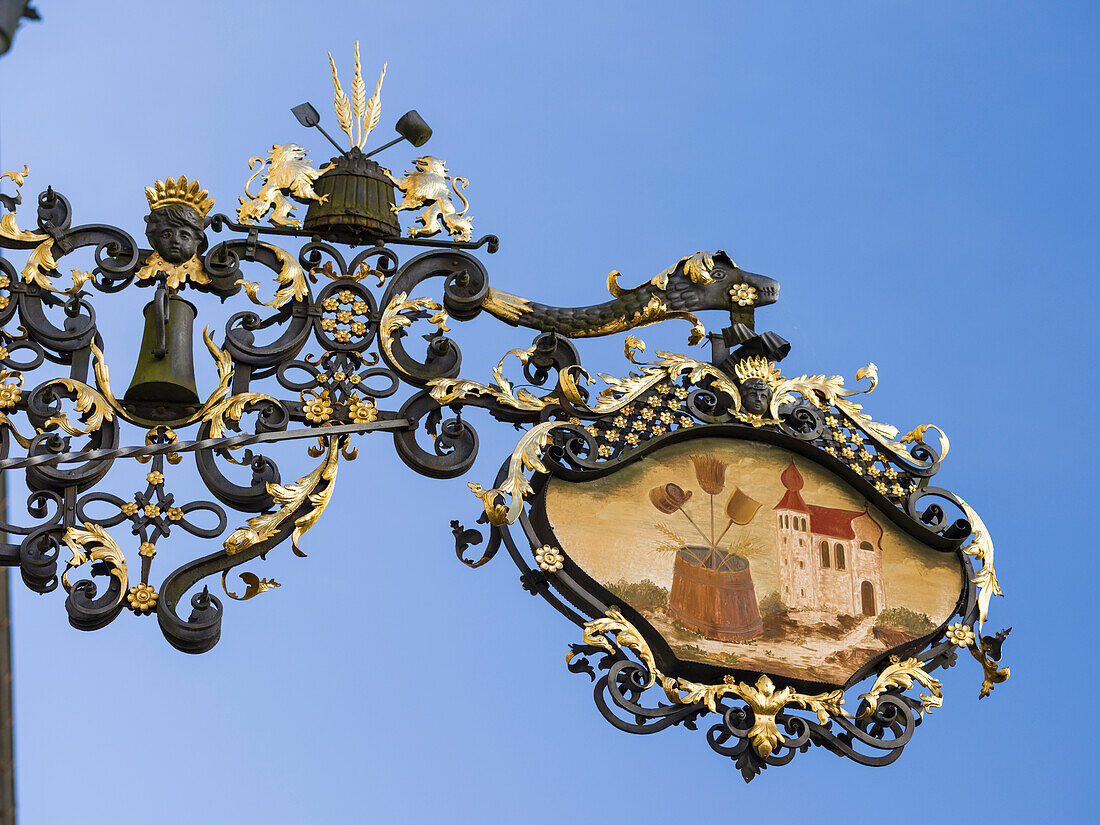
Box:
0;1;1096;822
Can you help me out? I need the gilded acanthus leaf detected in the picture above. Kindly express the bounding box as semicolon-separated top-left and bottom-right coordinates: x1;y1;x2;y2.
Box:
223;437;342;556
955;496;1001;633
858;655;943;717
236;243;309;308
581;606;659;689
429;343;557;411
61;522;128;604
467;421;563;525
379;292;450;367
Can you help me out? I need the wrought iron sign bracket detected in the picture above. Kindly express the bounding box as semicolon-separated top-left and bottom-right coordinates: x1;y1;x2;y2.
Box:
0;42;1008;781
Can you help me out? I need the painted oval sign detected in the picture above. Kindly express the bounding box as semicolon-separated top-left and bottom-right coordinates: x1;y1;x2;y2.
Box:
543;437;963;688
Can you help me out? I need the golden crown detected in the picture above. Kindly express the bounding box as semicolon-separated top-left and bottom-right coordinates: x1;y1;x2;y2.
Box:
733;355;781;384
144;176;215;217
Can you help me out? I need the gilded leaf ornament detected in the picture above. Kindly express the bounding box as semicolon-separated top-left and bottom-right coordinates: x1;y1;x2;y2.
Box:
468;420;564;526
429;342;558;412
579;608;850;758
61;522;128;610
858;655;943;718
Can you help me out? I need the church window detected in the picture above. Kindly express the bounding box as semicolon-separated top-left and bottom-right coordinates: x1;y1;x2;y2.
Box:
835;543;846;570
860;541;874;553
819;542;830;568
801;518;807;531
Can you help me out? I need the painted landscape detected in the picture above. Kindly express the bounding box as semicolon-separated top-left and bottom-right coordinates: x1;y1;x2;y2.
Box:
545;438;963;685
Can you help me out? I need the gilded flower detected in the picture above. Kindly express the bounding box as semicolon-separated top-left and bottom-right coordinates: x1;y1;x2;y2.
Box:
730;283;757;306
167;507;184;521
322;297;339;311
622;405;634;415
613;416;627;428
334;329;351;343
127;583;158;614
859;448;873;462
850;432;864;446
0;382;21;409
120;502;139;516
302;392;333;424
336;310;353;324
659;411;673;424
884;467;898;480
649;483;692;514
632;420;645;431
825;415;839;427
0;347;8;361
607;428;621;441
139;542;157;558
146;471;164;485
347;398;378;424
349;374;362;385
824;445;837;456
640;407;654;420
625;433;639;445
891;483;904;496
333;371;347;382
338;289;354;304
352;300;369;315
690;454;726;495
678;417;693;428
143;504;160;518
874;480;888;494
534;545;564;573
0;296;10;310
674;387;688;399
320;317;337;331
597;444;613;457
584;425;599;436
946;622;975;647
831;429;846;442
350;322;367;336
841;446;854;458
651;424;666;436
0;275;9;288
868;465;881;477
655;382;671;394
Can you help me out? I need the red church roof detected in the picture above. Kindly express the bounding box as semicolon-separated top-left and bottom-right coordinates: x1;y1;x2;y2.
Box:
807;505;863;539
774;460;807;512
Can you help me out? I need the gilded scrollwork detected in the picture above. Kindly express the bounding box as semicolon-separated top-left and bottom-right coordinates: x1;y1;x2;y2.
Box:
429;342;558;412
221;570;282;601
61;522;129;610
578;607;851;758
858;655;943;717
236;242;310;308
223;436;342;557
378;291;450;367
468;420;564;526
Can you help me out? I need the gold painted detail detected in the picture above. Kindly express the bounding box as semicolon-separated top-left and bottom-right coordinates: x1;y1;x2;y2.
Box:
429;342;558;412
145;176;215;217
534;546;564;573
221;570;282;601
383;157;474;243
858;655;943;718
579;607;849;758
468;421;565;526
126;583;158;614
954;497;1000;632
135;251;211;290
223;436;342;557
236;145;332;229
767;362;949;468
61;523;128;612
328;41;386;150
379;292;450;367
607;250;734;297
236;242;310;307
481;287;532;323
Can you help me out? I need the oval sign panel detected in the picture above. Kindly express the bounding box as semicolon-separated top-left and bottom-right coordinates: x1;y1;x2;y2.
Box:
544;437;963;689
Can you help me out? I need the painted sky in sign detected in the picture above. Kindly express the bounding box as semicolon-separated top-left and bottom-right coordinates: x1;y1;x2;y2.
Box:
0;2;1096;823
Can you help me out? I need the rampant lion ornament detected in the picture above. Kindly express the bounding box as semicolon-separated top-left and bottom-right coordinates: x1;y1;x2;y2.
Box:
236;144;332;228
383;156;473;242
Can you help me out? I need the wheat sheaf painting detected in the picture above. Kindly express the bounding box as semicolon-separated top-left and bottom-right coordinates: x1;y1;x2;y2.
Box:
544;438;963;686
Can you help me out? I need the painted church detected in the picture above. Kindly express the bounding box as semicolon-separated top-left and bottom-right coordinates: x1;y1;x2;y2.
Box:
773;460;886;617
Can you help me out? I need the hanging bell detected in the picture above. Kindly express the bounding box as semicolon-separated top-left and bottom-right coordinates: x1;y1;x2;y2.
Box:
123;294;200;421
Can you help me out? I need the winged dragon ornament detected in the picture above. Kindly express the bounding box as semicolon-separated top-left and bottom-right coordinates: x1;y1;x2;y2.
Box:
0;38;1006;782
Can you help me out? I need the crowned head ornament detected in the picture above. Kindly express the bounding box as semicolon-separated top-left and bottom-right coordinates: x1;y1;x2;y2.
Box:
144;175;215;217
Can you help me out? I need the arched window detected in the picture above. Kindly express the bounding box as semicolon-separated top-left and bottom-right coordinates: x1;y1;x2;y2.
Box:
835;543;846;570
860;541;874;552
819;541;830;568
801;518;807;531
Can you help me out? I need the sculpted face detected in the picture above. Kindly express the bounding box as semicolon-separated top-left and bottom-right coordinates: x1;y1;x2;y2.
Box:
146;205;205;264
741;378;771;416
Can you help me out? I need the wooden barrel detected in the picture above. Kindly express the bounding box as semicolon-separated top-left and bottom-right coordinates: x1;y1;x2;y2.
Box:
304;148;400;246
668;548;762;642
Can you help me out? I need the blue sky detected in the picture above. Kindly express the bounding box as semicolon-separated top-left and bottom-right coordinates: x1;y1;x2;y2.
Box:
0;1;1096;822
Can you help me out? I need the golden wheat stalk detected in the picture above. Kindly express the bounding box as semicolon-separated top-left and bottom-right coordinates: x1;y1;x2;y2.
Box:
360;61;386;148
351;40;365;147
328;51;354;148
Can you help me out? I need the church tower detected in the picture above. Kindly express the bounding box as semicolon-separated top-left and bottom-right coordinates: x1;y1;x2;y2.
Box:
774;461;816;609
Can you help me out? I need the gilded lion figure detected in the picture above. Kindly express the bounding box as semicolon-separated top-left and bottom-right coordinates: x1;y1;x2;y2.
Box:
383;156;473;242
237;144;332;228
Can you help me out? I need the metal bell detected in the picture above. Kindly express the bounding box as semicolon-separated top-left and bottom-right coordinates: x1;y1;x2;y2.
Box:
123;294;200;420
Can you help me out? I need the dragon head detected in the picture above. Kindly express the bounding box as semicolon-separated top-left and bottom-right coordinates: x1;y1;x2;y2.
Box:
660;250;780;314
